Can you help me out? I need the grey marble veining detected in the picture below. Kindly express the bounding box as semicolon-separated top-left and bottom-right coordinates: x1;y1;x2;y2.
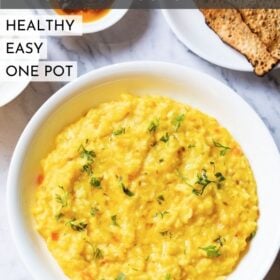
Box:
0;9;279;279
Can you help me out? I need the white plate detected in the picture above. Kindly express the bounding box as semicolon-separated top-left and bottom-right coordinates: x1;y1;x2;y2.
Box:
7;62;280;280
162;9;279;72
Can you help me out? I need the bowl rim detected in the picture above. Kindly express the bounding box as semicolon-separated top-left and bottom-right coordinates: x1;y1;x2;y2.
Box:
82;8;129;34
6;61;280;280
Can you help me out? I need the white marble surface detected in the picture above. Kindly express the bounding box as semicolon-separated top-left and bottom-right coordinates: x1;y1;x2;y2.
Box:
0;9;280;280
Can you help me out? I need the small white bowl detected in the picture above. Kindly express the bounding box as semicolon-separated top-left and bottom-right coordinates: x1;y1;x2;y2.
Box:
7;62;280;280
37;7;129;34
83;9;129;34
0;80;30;107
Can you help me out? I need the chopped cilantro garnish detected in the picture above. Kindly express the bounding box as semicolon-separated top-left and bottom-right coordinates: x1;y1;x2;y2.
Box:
79;145;96;162
148;119;159;133
200;245;221;257
113;127;126;136
215;172;226;189
215;172;225;181
82;163;93;175
90;207;99;217
213;140;231;156
154;211;169;219
160;133;170;143
86;241;104;260
172;114;185;131
93;247;104;260
192;169;226;195
122;185;134;196
157;195;165;205
90;177;102;189
118;178;134;197
55;186;68;208
68;220;87;232
111;215;120;227
79;144;96;176
193;169;214;196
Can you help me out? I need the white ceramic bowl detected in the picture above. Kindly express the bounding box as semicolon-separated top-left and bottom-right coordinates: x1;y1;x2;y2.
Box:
7;62;280;280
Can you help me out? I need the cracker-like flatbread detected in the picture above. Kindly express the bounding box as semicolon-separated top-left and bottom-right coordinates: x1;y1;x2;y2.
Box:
239;9;280;60
201;9;278;76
